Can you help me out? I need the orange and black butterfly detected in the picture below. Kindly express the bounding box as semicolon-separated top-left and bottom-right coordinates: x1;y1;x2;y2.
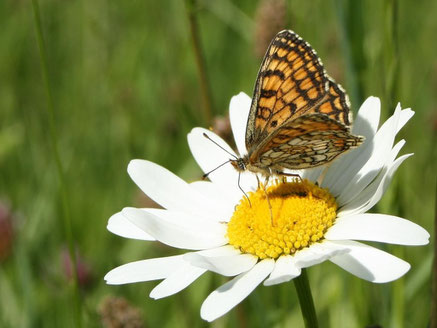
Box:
230;30;364;177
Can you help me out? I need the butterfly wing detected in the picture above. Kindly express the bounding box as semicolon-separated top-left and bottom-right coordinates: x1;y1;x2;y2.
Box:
250;114;364;170
309;78;352;126
245;30;352;152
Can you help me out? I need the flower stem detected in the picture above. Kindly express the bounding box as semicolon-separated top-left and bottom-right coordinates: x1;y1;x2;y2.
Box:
31;1;82;327
334;0;366;107
383;0;400;117
184;0;214;125
293;269;319;328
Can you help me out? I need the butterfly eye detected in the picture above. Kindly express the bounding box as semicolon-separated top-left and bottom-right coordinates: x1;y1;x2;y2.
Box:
230;159;245;172
237;159;246;171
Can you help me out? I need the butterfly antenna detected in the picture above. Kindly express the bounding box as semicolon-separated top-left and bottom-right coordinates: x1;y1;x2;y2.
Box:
202;160;232;180
203;133;238;159
202;133;250;204
237;172;251;207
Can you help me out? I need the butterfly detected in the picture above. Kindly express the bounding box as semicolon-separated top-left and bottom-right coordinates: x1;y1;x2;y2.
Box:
229;30;364;178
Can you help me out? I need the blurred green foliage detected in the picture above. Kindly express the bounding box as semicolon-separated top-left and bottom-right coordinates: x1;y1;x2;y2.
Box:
0;0;436;327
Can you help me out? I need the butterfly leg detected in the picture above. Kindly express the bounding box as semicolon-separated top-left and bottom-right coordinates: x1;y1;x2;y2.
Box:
277;171;302;182
256;175;261;189
238;172;251;207
262;175;274;226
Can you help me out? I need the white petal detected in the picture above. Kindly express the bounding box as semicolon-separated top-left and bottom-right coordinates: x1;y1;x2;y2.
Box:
321;135;374;196
150;261;206;299
188;127;237;182
293;241;351;268
123;208;227;250
323;104;413;200
395;108;414;134
107;212;155;241
264;255;301;286
189;180;233;206
322;97;381;190
326;213;430;245
339;153;412;216
338;104;414;204
200;259;274;322
229;92;251;156
335;106;405;205
184;246;257;276
190;181;241;214
187;128;258;192
329;240;410;283
388;139;407;163
104;255;184;285
352;96;381;137
127;159;218;220
301;166;325;183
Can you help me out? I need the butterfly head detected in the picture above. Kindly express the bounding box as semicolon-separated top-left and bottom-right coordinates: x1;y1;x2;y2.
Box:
230;157;247;173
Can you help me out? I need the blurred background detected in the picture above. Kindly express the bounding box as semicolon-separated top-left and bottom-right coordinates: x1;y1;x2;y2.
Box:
0;0;436;327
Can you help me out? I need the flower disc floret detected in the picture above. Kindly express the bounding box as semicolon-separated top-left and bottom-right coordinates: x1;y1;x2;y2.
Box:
227;179;337;259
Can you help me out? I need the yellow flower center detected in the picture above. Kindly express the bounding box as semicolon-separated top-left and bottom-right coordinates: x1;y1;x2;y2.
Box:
227;179;337;259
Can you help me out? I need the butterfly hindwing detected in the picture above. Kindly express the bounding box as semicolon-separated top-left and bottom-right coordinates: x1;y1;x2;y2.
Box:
251;114;364;170
307;78;352;126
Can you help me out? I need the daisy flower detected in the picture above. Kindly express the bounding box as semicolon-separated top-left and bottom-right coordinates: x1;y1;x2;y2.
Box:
104;92;429;322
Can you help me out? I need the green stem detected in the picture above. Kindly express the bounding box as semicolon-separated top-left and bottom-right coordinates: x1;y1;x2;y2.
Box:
334;0;366;107
31;1;82;327
384;0;400;113
294;269;319;328
185;0;214;125
387;3;403;324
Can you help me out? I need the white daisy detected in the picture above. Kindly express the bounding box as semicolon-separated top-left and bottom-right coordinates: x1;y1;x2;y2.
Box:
104;92;429;322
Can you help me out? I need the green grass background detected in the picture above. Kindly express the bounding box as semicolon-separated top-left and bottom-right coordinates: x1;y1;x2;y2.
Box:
0;0;436;327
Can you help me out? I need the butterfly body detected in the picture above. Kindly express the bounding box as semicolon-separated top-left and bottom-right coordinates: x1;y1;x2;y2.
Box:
232;30;364;178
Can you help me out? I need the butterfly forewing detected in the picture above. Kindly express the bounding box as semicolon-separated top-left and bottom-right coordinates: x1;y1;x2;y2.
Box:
234;29;364;176
245;30;332;151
